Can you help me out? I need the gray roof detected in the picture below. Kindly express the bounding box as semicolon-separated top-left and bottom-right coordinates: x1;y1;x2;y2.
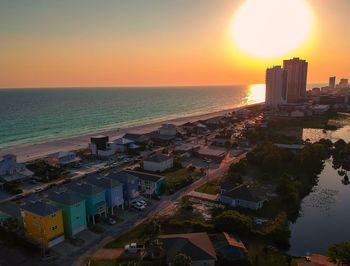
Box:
21;200;61;217
124;170;165;183
159;233;217;263
145;154;172;163
0;202;21;219
46;188;84;206
107;171;138;184
66;181;105;196
222;185;263;203
85;174;122;189
123;133;147;142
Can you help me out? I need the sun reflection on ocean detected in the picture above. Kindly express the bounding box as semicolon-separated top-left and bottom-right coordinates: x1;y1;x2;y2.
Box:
245;84;265;104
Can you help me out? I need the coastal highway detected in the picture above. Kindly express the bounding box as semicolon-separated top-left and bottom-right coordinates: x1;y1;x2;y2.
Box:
68;152;247;266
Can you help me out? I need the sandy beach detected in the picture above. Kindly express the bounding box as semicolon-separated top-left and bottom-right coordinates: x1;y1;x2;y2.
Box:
0;104;261;162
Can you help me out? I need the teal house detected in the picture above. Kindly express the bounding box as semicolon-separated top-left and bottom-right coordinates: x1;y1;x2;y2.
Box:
66;181;107;224
46;188;87;238
0;202;23;229
86;174;124;214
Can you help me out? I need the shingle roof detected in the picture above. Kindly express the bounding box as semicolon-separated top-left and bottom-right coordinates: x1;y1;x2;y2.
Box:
107;171;138;183
124;170;165;183
46;188;84;206
145;154;172;163
85;174;122;189
159;232;217;263
66;181;105;195
21;200;61;217
222;185;262;203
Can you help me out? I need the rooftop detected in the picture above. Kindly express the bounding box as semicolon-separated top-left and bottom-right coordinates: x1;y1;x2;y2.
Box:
85;174;122;189
66;181;105;195
159;232;217;263
21;200;61;217
0;202;21;219
46;187;84;206
222;184;263;203
145;154;172;163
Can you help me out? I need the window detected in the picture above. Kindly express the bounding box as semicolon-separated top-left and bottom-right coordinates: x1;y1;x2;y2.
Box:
52;225;58;231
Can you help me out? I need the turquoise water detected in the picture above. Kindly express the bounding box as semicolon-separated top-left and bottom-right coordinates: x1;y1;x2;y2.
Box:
0;85;265;149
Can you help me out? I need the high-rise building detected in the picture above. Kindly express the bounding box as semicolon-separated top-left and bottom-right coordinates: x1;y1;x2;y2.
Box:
329;76;336;88
283;57;308;103
265;66;287;107
339;78;349;88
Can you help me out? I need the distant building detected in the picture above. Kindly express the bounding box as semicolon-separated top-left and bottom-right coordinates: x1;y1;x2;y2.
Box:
159;232;217;266
47;151;80;168
265;66;287;107
329;76;336;88
196;148;226;161
159;124;177;137
0;154;33;187
283;57;308;103
339;78;349;88
89;135;115;158
143;154;173;172
108;171;139;205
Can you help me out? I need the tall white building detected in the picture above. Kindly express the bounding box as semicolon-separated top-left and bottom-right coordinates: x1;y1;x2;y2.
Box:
283;57;308;103
265;66;287;108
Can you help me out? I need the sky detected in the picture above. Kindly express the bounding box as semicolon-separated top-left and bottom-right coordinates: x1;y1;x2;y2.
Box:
0;0;349;88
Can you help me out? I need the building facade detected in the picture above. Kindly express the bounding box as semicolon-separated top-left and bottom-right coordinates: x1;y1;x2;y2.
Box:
265;66;287;107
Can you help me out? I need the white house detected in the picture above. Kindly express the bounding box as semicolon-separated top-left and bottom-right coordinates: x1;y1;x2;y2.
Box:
143;154;173;172
114;138;135;153
47;151;81;167
219;184;265;210
0;154;33;186
159;124;177;137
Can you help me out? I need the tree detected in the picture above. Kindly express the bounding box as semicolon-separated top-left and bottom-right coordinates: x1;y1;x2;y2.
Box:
328;242;350;265
145;220;161;239
148;239;163;259
213;210;253;234
173;253;192;266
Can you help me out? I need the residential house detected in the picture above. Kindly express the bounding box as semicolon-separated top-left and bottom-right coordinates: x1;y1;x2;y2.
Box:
85;174;124;214
219;184;265;210
66;181;107;224
159;124;177;138
235;108;251;119
47;151;81;168
210;232;247;263
0;202;23;229
46;188;87;238
143;154;173;173
89;135;116;158
108;171;139;206
196;148;226;161
159;232;217;266
212;135;233;147
124;170;165;197
0;154;33;188
123;133;149;144
204;117;224;129
21;200;64;248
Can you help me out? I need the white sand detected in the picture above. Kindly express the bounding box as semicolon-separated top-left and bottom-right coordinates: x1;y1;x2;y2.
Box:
0;104;261;162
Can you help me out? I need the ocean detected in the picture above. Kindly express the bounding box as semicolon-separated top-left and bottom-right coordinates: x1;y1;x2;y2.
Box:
0;85;266;149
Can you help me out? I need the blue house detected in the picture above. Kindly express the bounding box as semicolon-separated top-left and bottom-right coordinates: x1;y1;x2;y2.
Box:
85;174;124;215
66;181;107;224
108;171;139;206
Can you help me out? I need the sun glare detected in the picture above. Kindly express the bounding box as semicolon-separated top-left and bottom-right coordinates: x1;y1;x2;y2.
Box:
232;0;313;58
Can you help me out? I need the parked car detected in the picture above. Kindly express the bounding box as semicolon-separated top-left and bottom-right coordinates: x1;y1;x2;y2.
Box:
107;217;116;225
131;202;145;211
137;199;147;206
124;243;145;253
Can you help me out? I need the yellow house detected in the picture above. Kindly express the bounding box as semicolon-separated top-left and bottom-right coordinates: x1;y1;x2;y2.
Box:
21;200;64;248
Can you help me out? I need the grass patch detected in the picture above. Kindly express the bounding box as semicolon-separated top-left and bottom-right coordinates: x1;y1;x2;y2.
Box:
164;168;200;192
195;181;220;195
90;259;116;266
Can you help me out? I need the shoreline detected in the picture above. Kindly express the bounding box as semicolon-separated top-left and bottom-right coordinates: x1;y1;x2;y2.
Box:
0;103;262;162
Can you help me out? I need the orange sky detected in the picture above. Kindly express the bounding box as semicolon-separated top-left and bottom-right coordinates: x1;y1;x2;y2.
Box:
0;0;349;88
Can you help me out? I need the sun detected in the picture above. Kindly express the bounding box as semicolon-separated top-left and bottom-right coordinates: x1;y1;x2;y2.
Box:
232;0;313;58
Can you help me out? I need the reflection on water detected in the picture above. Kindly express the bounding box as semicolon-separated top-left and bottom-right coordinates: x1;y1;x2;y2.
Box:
245;84;266;105
289;126;350;256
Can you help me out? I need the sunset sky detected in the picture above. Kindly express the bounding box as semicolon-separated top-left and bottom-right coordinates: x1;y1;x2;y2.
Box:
0;0;349;88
